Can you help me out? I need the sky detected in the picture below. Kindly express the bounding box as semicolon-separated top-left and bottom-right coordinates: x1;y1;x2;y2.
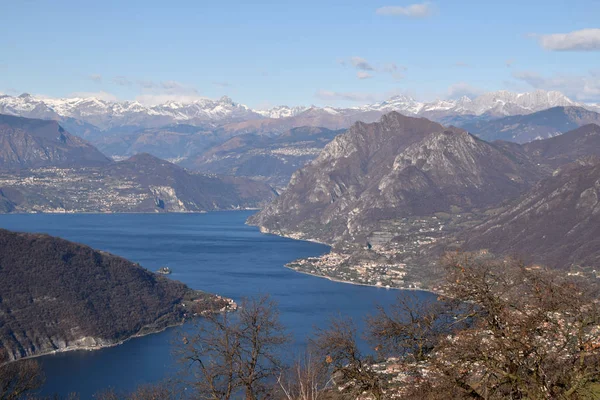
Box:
1;0;600;108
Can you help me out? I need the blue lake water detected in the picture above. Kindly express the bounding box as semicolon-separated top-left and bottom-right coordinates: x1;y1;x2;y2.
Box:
0;211;434;398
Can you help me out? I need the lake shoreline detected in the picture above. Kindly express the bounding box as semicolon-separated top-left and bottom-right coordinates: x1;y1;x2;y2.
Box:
251;223;437;294
0;212;436;398
11;320;187;364
284;264;436;295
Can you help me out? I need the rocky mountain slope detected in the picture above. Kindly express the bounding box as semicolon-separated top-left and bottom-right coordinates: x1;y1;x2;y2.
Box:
520;124;600;168
462;106;600;143
460;157;600;271
0;153;276;213
249;112;542;245
0;229;229;360
186;127;342;189
0;114;110;169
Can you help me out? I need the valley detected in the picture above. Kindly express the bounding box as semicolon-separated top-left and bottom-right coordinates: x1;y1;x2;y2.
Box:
4;3;600;398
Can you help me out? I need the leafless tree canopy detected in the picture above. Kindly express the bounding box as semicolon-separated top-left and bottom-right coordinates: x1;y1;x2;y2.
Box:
276;352;332;400
311;317;385;400
389;253;600;399
0;350;44;400
179;295;290;400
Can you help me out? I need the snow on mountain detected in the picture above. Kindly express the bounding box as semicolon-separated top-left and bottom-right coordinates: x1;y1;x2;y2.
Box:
356;95;424;115
0;94;263;130
354;90;578;119
255;105;307;119
0;90;592;132
586;103;600;113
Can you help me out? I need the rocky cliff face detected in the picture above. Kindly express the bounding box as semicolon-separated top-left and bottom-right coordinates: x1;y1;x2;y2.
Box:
0;114;110;169
0;229;228;360
249;112;541;244
460;157;600;270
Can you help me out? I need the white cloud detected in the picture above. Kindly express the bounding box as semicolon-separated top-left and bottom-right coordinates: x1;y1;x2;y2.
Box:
315;90;377;103
137;80;156;89
88;74;102;83
513;70;600;101
350;56;374;71
536;29;600;51
69;90;118;101
315;88;412;104
382;63;406;81
454;62;470;68
376;2;435;18
135;80;207;105
112;76;132;86
505;59;515;68
213;81;231;87
341;58;405;80
446;82;484;99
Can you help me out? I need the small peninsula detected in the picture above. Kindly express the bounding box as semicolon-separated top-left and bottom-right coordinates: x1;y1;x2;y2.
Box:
0;229;233;361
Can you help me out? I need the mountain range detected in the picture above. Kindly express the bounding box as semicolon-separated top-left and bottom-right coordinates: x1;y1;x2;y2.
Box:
249;112;600;287
462;106;600;143
0;115;276;213
186;127;343;190
2;90;597;135
249;112;544;244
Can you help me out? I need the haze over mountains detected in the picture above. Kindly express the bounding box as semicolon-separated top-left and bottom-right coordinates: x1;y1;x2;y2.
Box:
4;90;600;187
0;114;110;169
2;91;600;281
0;115;276;213
2;90;596;134
463;106;600;143
186;127;343;189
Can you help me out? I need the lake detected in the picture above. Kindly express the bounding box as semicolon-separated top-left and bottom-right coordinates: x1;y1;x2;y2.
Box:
0;211;434;398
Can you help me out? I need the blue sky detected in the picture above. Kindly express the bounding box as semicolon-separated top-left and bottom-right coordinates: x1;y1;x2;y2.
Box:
1;0;599;107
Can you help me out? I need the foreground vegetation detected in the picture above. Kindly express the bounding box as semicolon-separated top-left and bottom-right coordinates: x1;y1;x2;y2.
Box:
2;253;600;399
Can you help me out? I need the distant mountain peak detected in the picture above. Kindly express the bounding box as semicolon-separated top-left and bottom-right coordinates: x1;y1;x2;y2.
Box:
0;89;595;134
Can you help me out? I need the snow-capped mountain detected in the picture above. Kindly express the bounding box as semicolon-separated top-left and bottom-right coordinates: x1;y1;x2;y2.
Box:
0;94;262;130
353;90;578;119
255;105;307;119
0;90;593;133
354;94;425;115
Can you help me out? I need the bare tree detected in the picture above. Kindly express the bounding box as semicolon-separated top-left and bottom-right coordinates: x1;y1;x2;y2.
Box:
0;350;44;400
179;295;289;400
93;382;182;400
398;253;600;399
367;293;457;363
311;317;385;400
277;352;332;400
